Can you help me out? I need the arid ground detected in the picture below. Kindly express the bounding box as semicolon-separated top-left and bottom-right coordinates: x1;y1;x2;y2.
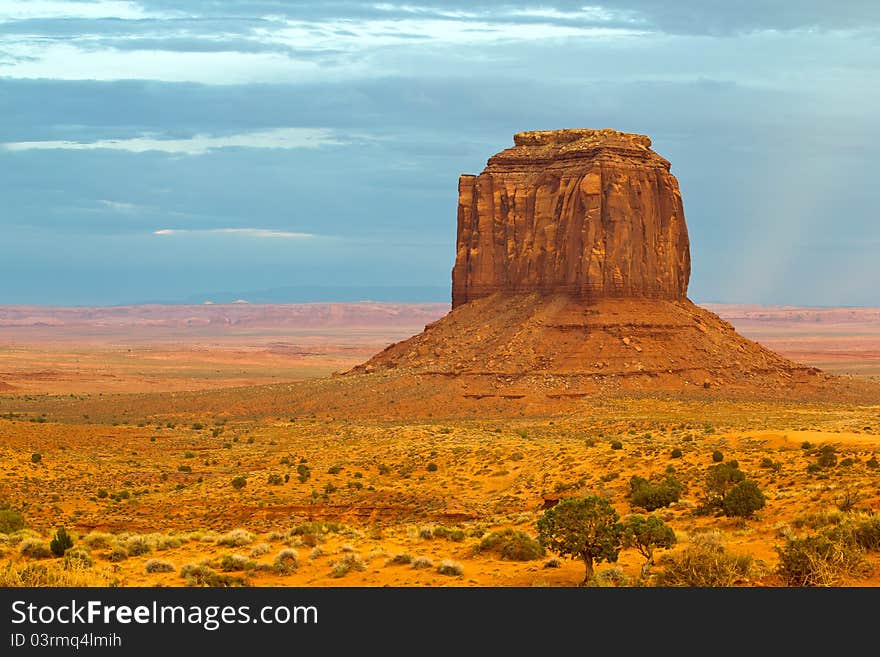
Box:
1;302;879;587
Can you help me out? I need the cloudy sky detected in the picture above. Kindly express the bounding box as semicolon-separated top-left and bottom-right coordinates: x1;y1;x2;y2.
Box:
1;1;878;306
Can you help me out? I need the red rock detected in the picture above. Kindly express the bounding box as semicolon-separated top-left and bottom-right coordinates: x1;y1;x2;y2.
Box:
451;128;690;308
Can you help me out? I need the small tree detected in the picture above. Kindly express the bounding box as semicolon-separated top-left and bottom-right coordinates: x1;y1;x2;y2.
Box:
50;526;74;557
536;495;623;584
622;514;676;578
722;480;766;519
705;462;745;506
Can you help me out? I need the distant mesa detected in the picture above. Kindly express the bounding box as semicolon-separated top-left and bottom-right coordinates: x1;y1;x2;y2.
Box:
346;128;847;399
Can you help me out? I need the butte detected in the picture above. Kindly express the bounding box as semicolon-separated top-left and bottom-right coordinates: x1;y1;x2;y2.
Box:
310;128;872;417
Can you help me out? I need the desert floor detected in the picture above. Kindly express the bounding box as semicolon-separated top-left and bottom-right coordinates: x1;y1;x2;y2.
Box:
0;303;878;587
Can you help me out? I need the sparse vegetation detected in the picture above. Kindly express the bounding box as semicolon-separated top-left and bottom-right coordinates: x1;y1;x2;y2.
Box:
656;534;753;586
628;475;683;511
476;528;545;561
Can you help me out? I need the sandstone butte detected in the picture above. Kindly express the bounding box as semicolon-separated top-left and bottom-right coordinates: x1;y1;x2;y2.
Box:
337;128;876;410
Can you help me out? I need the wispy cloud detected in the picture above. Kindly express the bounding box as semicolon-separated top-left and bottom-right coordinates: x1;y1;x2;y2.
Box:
2;127;346;155
154;228;315;239
0;0;178;21
98;199;140;212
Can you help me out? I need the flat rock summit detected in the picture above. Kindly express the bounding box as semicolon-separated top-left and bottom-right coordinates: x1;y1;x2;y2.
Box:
342;128;873;408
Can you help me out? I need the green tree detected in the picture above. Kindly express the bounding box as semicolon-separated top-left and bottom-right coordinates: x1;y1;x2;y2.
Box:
705;461;745;506
622;514;677;578
722;480;766;519
49;526;74;557
536;495;623;584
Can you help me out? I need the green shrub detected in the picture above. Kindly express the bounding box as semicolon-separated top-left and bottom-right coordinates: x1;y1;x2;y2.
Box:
31;453;42;463
776;528;870;586
801;441;812;450
331;553;365;578
387;553;412;565
433;526;466;542
410;556;433;569
437;559;464;576
866;455;879;470
426;462;438;472
477;528;545;561
711;450;724;462
107;546;128;562
297;464;311;483
0;509;25;534
177;465;192;473
267;474;283;485
853;515;880;551
670;448;683;459
817;445;838;468
180;563;246;587
656;535;752;586
49;527;74;557
230;476;247;490
722;480;766;519
19;539;52;559
704;462;745;506
628;475;682;511
610;440;623;450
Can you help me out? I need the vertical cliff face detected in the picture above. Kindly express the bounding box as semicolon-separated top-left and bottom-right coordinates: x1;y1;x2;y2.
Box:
451;128;691;308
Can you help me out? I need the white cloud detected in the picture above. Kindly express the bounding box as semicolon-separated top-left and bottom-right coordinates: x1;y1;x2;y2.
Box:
154;228;315;239
2;127;346;155
98;199;139;212
0;1;178;21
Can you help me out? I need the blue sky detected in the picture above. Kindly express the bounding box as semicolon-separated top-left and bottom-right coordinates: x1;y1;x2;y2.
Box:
1;1;878;306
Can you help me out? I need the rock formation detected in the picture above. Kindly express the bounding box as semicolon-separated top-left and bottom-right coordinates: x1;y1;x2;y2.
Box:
452;129;690;307
344;128;849;406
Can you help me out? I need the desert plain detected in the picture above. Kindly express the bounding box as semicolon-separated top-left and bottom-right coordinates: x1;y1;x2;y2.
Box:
0;301;879;587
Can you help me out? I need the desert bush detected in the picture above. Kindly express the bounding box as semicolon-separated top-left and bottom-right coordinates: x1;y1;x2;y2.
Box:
628;475;683;511
62;546;93;569
543;557;561;568
866;455;879;469
477;528;545;561
722;480;766;519
249;543;271;558
82;532;115;550
144;559;175;574
411;556;433;569
776;528;870;586
0;509;26;534
437;559;464;576
50;527;74;557
19;539;51;560
851;514;880;551
387;553;413;565
230;476;247;490
218;554;254;572
433;526;466;542
180;563;246;587
418;526;434;539
31;452;42;463
297;464;311;483
670;448;683;459
656;536;753;586
331;553;365;578
0;560;113;587
817;445;838;468
711;450;724;462
106;547;128;562
590;567;630;587
216;529;255;547
273;548;299;574
267;474;283;485
610;440;623;450
122;535;152;556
